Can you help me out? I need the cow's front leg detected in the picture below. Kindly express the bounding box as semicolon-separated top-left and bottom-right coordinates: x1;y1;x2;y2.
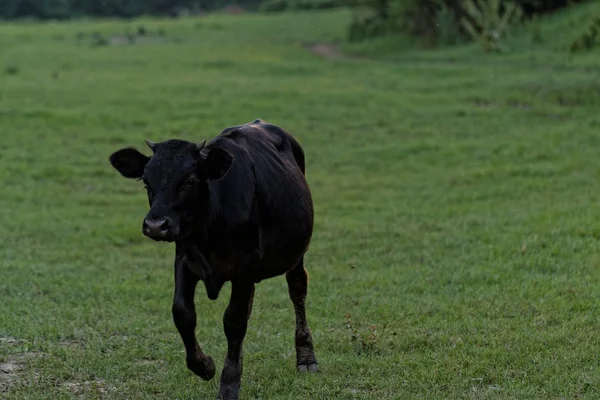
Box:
217;280;255;400
172;256;215;381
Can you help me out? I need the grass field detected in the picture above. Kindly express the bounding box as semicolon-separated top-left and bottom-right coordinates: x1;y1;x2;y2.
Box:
2;3;600;399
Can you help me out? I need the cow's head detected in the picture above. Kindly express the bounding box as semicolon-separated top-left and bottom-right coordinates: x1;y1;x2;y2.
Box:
109;139;233;242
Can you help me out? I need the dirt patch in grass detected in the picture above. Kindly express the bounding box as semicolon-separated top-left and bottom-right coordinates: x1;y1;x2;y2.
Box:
305;43;365;61
1;339;112;396
63;379;114;396
137;359;163;366
0;337;23;346
0;351;43;394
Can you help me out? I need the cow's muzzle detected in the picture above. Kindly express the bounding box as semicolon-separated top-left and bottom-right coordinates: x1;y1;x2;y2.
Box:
142;217;178;241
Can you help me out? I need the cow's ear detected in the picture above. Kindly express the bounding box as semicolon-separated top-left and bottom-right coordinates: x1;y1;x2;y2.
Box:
200;147;233;180
109;147;150;179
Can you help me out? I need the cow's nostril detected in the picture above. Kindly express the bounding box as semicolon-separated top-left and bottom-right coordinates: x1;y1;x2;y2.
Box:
143;218;171;237
160;218;170;231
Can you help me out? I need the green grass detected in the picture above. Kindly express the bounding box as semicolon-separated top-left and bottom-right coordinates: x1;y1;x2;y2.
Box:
2;4;600;399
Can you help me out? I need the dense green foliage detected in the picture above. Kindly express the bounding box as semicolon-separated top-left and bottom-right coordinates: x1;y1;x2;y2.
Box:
570;15;600;52
517;0;587;15
0;0;343;19
2;2;600;399
348;0;589;43
0;0;263;19
259;0;343;12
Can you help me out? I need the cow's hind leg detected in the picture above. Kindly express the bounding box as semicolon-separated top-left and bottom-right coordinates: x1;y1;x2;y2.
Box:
286;258;318;373
172;258;215;381
217;280;255;400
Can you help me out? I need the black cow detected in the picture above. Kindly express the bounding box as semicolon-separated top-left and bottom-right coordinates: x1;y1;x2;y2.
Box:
108;119;318;399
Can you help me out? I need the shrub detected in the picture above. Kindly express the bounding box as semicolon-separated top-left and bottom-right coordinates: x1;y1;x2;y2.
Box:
4;65;19;75
259;0;344;12
259;0;288;12
570;15;600;53
516;0;588;17
0;1;265;20
90;32;108;47
348;2;391;41
296;0;343;9
347;0;589;46
460;0;524;53
348;0;459;44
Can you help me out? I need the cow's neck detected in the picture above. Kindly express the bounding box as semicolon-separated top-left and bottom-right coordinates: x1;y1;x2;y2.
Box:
176;237;230;301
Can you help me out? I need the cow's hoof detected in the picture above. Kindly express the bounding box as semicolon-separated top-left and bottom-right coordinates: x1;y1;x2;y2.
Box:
187;355;216;381
297;362;318;373
216;384;240;400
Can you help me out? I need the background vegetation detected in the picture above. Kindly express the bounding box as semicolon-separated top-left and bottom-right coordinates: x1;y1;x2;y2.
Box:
1;0;600;399
0;0;262;19
347;0;590;47
2;0;595;52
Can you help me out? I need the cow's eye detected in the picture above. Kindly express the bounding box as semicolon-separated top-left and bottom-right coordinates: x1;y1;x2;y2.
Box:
184;177;195;188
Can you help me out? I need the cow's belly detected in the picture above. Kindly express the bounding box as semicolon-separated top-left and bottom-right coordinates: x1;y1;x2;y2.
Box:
252;222;312;282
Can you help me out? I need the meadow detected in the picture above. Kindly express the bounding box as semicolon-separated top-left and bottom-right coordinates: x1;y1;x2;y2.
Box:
2;3;600;399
